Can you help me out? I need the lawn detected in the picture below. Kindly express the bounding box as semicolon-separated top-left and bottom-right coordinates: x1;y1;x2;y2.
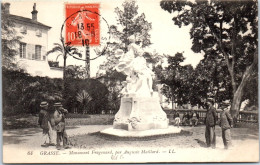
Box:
3;114;115;129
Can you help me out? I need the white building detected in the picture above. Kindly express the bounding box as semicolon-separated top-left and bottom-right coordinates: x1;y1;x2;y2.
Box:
3;3;63;78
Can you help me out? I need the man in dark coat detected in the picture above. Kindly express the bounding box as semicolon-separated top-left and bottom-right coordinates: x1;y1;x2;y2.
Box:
219;101;233;149
205;98;218;148
38;101;55;147
53;102;70;150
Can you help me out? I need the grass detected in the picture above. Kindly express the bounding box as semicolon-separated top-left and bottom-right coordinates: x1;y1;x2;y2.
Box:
3;113;258;130
3;114;39;130
3;114;115;130
66;113;91;118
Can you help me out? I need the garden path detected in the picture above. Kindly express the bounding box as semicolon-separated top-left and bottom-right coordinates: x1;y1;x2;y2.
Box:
3;125;259;163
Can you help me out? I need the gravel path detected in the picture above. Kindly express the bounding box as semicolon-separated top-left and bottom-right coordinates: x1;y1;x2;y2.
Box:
3;125;259;163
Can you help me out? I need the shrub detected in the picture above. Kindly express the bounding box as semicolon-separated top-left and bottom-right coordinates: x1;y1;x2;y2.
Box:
63;78;109;114
2;69;109;116
2;68;63;115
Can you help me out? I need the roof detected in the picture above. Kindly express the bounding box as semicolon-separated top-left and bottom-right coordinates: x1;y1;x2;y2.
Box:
8;14;51;29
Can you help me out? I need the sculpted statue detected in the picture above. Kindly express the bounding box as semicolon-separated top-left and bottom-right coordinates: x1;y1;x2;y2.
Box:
115;35;154;97
112;35;169;131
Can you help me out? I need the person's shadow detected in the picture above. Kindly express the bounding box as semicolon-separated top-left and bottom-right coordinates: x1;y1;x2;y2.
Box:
194;139;207;148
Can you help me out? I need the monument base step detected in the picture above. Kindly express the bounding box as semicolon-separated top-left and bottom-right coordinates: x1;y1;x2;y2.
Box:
113;120;169;131
100;126;182;137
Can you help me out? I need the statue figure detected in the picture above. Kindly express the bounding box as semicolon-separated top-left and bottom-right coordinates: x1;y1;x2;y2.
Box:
112;35;169;131
115;35;154;98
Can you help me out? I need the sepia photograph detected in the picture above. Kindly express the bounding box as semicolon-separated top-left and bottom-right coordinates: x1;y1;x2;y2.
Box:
1;0;259;163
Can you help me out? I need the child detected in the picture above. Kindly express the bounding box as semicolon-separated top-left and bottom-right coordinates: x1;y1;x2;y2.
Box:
53;102;70;150
38;101;55;147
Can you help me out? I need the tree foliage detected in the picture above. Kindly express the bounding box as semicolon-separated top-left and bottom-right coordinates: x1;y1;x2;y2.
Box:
65;65;89;79
192;55;232;106
155;53;194;107
95;0;154;112
1;3;22;70
47;41;82;80
63;78;109;114
75;90;92;114
114;0;152;50
98;0;152;77
2;68;63;115
160;0;258;116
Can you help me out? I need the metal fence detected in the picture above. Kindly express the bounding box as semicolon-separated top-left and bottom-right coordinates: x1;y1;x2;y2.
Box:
237;111;258;123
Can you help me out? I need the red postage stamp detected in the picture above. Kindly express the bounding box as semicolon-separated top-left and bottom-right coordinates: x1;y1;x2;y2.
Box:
65;4;100;46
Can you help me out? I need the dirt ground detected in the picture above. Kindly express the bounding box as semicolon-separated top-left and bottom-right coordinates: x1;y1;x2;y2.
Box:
3;125;259;163
69;125;259;149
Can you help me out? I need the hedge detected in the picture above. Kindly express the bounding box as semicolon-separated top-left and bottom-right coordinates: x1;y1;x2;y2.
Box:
2;68;109;116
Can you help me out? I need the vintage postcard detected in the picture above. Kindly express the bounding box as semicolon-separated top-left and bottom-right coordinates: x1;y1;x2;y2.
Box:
2;0;259;163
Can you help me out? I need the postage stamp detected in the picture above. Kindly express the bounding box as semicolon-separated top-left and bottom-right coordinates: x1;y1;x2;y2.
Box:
65;3;100;46
1;0;259;163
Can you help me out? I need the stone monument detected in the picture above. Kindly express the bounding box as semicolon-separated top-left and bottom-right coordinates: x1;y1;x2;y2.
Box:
112;36;169;131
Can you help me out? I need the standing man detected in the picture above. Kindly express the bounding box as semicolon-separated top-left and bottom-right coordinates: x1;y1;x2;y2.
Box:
38;101;55;147
219;101;233;149
205;98;218;149
53;102;70;150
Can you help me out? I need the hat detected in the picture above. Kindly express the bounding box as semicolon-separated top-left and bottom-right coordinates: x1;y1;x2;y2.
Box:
54;102;63;107
207;98;214;104
221;100;230;107
40;101;48;107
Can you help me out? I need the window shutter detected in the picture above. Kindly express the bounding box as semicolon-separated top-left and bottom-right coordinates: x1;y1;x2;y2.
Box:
20;26;27;34
36;30;42;37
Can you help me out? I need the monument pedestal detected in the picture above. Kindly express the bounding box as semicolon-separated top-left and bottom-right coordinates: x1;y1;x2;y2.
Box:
113;94;169;131
101;126;181;137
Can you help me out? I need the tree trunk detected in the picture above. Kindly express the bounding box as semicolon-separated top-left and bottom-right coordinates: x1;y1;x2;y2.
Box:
63;53;67;80
230;69;237;96
230;60;256;118
62;53;67;92
85;45;90;78
171;89;174;110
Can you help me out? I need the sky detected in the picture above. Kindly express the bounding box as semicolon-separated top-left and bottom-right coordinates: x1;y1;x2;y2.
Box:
6;0;204;77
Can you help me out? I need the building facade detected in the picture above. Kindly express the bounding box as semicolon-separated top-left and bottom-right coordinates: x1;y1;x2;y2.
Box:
3;3;63;78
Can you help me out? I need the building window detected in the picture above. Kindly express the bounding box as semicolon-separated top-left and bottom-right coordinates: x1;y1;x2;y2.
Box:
35;45;41;60
19;42;26;58
36;29;42;37
20;26;27;34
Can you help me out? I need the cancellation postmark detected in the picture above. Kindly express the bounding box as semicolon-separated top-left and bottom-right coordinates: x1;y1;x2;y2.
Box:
60;3;110;62
65;3;100;47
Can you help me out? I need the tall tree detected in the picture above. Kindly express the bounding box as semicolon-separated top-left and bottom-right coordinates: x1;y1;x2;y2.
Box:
155;52;194;109
95;1;154;111
114;0;152;50
98;0;152;77
47;39;82;80
191;55;232;107
160;0;258;117
1;3;22;70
